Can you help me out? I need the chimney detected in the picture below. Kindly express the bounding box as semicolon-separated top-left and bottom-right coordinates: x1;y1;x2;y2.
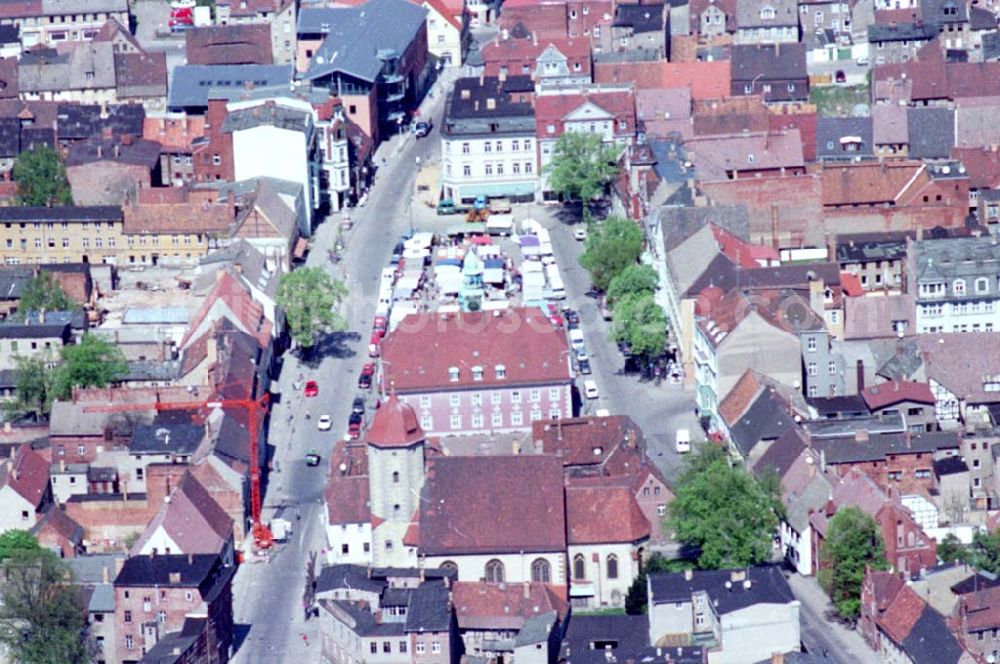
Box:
59;459;65;472
39;307;45;324
856;359;865;391
770;653;785;664
475;100;480;112
683;568;693;581
187;553;193;565
114;144;120;159
101;564;109;583
169;571;181;584
97;145;103;159
855;429;870;443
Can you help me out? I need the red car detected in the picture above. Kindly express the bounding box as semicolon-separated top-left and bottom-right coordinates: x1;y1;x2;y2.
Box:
348;412;363;439
368;331;382;358
303;380;319;397
358;363;375;390
373;316;387;333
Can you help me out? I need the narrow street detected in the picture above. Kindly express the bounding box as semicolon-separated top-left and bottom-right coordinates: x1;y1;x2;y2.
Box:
788;574;880;664
229;72;455;663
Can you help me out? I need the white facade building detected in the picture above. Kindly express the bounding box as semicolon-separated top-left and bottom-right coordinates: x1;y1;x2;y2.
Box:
908;236;1000;334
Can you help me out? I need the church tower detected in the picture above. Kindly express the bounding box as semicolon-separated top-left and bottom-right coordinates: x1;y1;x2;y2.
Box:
365;393;425;567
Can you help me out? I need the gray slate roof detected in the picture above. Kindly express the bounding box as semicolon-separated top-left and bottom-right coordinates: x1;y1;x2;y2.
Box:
301;0;427;83
901;604;966;664
168;64;293;110
130;422;205;455
816;116;874;161
812;430;960;464
908;107;955;159
222;103;310;134
649;564;795;614
729;387;798;457
911;236;1000;285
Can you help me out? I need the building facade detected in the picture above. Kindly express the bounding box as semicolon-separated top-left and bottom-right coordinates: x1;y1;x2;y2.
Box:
908;236;1000;334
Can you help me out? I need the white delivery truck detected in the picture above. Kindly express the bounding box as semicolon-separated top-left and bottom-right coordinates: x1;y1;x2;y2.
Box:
675;429;691;453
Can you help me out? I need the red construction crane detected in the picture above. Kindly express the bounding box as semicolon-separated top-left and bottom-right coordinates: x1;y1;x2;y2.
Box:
84;392;273;550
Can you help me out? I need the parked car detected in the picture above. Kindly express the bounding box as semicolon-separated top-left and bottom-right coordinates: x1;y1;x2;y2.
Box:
583;380;599;399
358;363;375;389
305;449;321;466
348;412;363;439
675;429;691;453
575;348;589;363
373;316;387;333
585;289;602;299
304;380;319;397
574;228;587;241
565;310;580;326
578;359;592;375
317;415;332;431
413;120;432;138
352;396;366;415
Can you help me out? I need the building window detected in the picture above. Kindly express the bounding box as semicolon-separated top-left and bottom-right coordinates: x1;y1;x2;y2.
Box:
432;642;441;654
416;643;426;654
449;366;460;382
511;390;521;404
976;277;989;293
807;362;817;376
449;393;460;408
512;140;519;151
370;642;378;655
485;163;493;176
463;164;471;177
472;413;484;428
530;389;541;402
212;154;221;165
472;366;483;382
511;411;523;426
485;559;505;583
450;413;461;429
440;560;458;574
531;558;551;582
607;554;619;579
954;279;967;295
420;395;431;409
495;364;506;379
492;411;503;427
124;610;132;623
383;641;391;653
400;641;408;654
125;635;133;650
573;554;586;580
828;361;837;375
807;337;816;351
392;471;400;483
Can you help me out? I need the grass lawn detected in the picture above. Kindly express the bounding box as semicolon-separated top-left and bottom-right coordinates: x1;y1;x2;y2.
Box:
574;607;627;616
809;84;871;117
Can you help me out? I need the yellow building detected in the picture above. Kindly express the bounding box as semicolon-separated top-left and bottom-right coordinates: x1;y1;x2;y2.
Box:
0;204;231;267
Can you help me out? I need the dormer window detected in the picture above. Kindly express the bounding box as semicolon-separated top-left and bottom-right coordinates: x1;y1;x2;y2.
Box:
495;364;506;379
760;5;776;19
954;279;967;295
448;366;460;382
976;278;989;294
472;365;483;381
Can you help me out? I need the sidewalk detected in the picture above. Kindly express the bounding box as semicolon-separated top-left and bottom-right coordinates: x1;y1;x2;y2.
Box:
787;574;880;664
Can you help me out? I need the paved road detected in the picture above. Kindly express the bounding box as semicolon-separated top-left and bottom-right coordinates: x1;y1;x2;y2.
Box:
788;574;880;664
230;72;456;663
527;209;701;483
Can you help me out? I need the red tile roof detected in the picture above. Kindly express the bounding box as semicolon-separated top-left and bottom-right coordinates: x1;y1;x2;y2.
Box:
565;484;650;544
593;60;731;100
960;585;1000;632
366;394;425;448
531;415;642;468
381;308;572;392
820;160;926;206
0;444;49;509
185;24;273;65
180;270;270;350
879;584;926;644
535;88;636;140
142;116;207;151
840;272;863;297
132;471;232;555
122;196;235;235
869;570;905;613
861;381;935;411
718;370;764;425
324;440;371;525
453;582;569;630
712;225;778;268
952;146;1000;190
419;455;566;555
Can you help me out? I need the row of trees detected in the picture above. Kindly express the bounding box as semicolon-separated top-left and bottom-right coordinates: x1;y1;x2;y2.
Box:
579;217;667;362
0;531;89;663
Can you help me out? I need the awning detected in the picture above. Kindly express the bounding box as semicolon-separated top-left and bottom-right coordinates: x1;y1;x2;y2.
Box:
470;235;493;245
448;223;486;235
293;237;309;258
457;180;537;198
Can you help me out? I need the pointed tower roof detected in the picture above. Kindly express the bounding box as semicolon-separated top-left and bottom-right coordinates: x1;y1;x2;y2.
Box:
366;393;425;448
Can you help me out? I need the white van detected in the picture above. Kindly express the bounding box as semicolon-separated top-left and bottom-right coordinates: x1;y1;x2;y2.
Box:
675;429;691;454
568;328;585;350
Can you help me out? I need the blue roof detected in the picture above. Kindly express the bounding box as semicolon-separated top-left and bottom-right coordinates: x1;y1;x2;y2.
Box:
301;0;427;83
168;65;294;110
122;306;189;325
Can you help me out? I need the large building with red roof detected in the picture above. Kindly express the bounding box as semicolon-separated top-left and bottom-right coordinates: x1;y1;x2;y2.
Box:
380;308;573;436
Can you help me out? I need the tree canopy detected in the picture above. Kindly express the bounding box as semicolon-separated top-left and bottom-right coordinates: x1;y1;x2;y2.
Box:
818;507;888;620
276;267;348;349
546;132;620;221
0;532;88;664
667;445;779;570
17;272;73;319
611;292;667;360
578;216;644;292
4;356;53;420
50;335;128;401
12;146;73;207
606;264;658;306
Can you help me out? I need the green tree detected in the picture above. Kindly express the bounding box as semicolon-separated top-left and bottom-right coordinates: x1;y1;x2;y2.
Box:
818;507;888;620
970;530;1000;574
611;292;667;360
624;554;684;615
0;529;42;559
755;465;787;521
546;132;620;222
12;146;73;207
579;216;644;292
937;533;969;565
0;533;87;664
3;356;53;420
606;264;658;305
17;272;73;319
50;335;128;401
276;267;348;349
667;446;779;570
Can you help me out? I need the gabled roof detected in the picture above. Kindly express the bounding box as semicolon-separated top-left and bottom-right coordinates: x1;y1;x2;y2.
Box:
531;414;643;470
168;64;293;109
879;582;926;644
30;505;83;546
114;553;235;604
820;160;925;206
649;564;795;614
685;129;803;181
565;483;650;544
324;441;370;525
301;0;427;83
908;107;955;159
419;455;566;555
861;380;935;410
730;43;808;82
132;472;232;556
0;444;49;508
453;581;568;630
727;385;799;457
918;333;1000;404
593;60;731;100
